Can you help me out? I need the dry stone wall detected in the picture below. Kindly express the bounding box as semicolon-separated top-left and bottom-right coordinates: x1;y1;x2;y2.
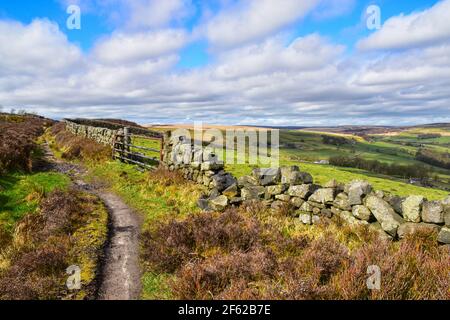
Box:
64;119;163;146
162;131;450;245
64;120;117;145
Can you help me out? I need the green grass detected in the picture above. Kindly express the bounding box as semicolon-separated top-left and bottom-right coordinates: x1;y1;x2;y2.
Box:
218;128;450;199
0;172;70;232
86;161;202;228
225;155;449;200
131;137;161;160
141;272;174;300
69;192;109;300
83;160;204;299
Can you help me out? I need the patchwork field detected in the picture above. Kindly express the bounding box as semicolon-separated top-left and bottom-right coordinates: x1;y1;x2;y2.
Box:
159;124;450;199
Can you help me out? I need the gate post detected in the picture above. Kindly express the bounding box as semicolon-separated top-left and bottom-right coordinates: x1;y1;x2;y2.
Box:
124;127;131;162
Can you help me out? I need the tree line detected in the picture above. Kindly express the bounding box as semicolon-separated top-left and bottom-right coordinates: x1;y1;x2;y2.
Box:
329;155;431;179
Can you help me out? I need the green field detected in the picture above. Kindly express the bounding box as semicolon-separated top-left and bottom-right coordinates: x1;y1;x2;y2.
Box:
217;127;450;200
130;136;162;162
127;126;450;200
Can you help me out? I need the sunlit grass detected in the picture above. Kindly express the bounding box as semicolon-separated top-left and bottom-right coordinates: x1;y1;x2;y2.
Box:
0;172;70;232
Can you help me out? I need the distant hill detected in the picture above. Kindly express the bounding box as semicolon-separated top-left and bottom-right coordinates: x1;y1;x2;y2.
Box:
146;123;450;136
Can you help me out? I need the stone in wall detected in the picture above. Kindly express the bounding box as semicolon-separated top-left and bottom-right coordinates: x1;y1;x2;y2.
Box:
338;210;368;227
281;166;313;185
281;166;299;184
385;195;405;215
308;188;335;204
321;208;333;218
299;201;314;213
444;199;450;227
201;161;223;171
275;194;291;202
252;168;281;186
333;192;352;211
271;201;286;211
161;137;449;245
223;184;239;199
266;185;287;197
346;180;372;205
287;184;316;199
365;195;404;237
402;195;425;223
237;175;259;188
299;212;312;225
242;186;266;201
352;205;372;221
437;227;450;244
290;197;305;208
209;195;229;212
211;172;236;192
422;201;444;224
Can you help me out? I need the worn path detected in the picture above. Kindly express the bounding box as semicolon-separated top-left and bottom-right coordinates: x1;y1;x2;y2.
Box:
41;142;142;300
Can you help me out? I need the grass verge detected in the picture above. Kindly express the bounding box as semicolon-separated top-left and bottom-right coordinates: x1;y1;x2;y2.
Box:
0;172;70;233
48;125;204;299
0;188;108;300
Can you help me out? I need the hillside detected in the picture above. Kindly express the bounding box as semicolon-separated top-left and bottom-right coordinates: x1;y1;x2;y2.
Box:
148;123;450;198
1;115;449;301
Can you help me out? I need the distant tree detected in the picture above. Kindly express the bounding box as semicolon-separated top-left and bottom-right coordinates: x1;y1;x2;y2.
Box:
418;133;441;139
322;135;352;149
329;155;431;179
416;148;450;170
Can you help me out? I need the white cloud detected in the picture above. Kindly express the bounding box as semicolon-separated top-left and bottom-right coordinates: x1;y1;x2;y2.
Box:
205;0;319;48
213;34;344;79
358;0;450;51
93;29;188;64
0;19;83;76
2;1;450;126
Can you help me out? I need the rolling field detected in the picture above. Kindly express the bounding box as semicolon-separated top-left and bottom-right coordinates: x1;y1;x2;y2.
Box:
151;124;450;199
210;126;450;199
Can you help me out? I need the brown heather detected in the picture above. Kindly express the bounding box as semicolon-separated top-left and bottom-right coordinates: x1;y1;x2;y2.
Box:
0;115;52;173
51;122;111;162
143;205;450;300
0;189;107;300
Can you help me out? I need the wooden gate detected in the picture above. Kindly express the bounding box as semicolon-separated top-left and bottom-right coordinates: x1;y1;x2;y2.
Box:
112;127;163;170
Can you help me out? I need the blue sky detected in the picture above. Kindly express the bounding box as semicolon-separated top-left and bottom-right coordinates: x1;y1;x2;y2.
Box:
0;0;440;63
0;0;449;125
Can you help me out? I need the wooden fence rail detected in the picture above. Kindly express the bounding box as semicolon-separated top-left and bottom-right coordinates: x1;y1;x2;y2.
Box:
112;127;163;170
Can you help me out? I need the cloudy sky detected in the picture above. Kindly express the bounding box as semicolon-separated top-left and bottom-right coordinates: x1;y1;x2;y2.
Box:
0;0;449;126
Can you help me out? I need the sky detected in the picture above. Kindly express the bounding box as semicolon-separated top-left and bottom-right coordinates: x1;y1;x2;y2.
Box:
0;0;449;126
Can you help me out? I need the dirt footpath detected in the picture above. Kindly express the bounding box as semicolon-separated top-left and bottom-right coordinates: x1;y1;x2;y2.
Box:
95;191;142;300
41;142;142;300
